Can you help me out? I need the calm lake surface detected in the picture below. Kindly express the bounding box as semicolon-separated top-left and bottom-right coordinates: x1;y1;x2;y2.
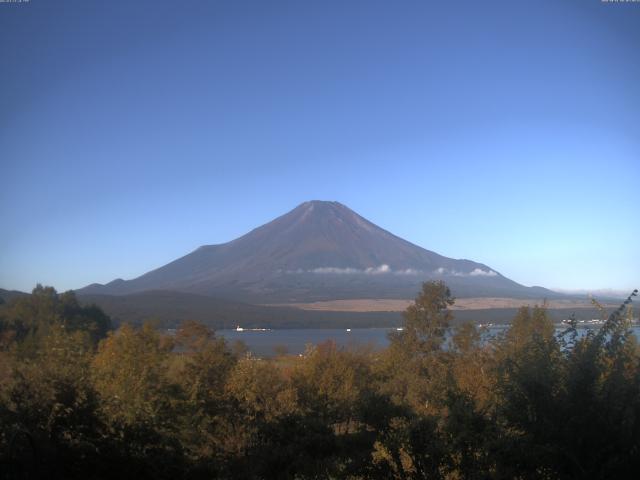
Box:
216;326;640;357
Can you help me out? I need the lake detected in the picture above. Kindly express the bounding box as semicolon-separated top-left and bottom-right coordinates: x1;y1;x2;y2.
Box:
216;325;640;357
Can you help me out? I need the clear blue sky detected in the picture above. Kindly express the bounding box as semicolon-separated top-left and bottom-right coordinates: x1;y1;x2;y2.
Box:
1;0;638;294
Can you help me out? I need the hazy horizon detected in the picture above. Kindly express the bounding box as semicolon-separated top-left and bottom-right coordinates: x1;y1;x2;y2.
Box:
1;1;639;293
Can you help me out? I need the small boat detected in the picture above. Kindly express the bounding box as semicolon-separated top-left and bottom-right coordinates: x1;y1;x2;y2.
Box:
346;328;351;332
236;325;244;332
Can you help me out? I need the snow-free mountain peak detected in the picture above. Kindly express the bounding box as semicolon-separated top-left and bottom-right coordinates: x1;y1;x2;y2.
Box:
78;201;556;302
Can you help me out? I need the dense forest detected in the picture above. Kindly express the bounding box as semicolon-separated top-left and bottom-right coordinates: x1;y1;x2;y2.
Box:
1;282;638;479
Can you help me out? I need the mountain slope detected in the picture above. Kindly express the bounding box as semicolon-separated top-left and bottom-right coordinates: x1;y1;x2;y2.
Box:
0;288;29;303
78;201;557;302
76;290;402;329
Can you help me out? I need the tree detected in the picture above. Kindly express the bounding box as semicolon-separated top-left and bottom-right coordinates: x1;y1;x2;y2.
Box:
0;285;111;351
91;323;183;478
378;281;455;413
170;321;237;472
293;341;372;429
556;290;640;478
370;282;457;478
2;324;102;478
392;281;455;354
91;323;174;428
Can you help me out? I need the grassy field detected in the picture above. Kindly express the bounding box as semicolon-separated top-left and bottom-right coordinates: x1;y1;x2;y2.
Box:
267;297;618;312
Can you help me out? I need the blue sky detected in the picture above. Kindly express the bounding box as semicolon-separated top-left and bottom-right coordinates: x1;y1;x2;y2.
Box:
1;0;638;294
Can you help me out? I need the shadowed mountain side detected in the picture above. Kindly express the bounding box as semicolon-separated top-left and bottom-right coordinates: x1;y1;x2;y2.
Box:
78;201;560;302
76;290;615;330
77;291;403;330
0;288;29;303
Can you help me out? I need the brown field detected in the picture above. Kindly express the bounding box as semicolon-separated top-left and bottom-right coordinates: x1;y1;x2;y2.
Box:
267;297;614;312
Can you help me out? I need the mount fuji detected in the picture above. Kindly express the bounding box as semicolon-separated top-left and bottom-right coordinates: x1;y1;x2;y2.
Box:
78;201;556;303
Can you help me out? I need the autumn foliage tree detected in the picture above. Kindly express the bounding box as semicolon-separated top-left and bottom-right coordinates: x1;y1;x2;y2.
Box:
1;284;639;479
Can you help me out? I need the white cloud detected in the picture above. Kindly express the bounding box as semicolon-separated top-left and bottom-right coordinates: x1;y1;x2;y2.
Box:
468;268;498;277
298;265;498;277
365;264;390;274
295;264;418;275
394;268;420;276
433;267;497;277
310;267;361;274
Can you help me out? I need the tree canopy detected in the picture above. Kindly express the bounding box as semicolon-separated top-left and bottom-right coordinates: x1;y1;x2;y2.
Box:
1;284;638;479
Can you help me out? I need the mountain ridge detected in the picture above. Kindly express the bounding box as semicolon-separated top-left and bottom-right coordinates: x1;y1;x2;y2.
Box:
78;201;559;302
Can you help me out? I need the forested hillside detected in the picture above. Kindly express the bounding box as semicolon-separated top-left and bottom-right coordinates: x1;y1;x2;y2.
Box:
1;283;638;479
